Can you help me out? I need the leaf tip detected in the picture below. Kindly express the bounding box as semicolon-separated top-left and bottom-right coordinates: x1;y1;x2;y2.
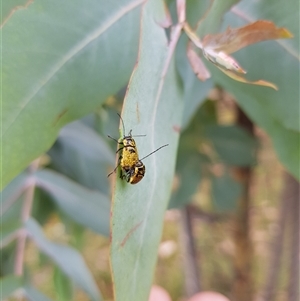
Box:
280;28;294;39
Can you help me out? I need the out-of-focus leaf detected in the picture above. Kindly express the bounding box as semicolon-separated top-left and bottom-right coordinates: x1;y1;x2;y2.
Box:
200;21;292;89
214;66;278;90
54;267;74;301
26;218;102;301
32;188;57;226
185;1;291;90
169;151;203;209
197;0;239;37
210;0;300;178
1;172;26;229
187;42;211;81
1;172;28;204
202;20;293;54
1;196;23;225
211;172;242;211
0;275;23;299
1;0;28;24
34;169;110;237
2;0;143;188
48;121;114;194
227;0;299;131
24;285;54;301
0;220;22;248
204;125;257;166
170;101;215;209
110;1;184;301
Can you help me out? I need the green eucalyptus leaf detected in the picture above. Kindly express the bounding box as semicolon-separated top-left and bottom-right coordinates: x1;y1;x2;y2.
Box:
110;1;184;300
0;275;23;299
197;0;240;37
2;0;143;188
26;218;102;301
48;121;114;194
34;169;110;236
169;151;203;209
211;172;242;212
206;0;300;178
53;267;74;301
1;220;22;248
24;285;54;301
204;125;257;166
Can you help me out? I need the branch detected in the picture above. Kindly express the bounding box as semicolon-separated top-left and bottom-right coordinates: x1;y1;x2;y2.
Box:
14;159;40;276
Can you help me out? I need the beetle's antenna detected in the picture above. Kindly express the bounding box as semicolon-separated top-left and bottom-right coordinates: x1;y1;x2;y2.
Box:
107;135;119;143
117;113;126;137
117;114;146;137
140;144;169;161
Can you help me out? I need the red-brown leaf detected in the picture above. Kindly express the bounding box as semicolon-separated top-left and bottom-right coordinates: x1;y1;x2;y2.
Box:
187;43;211;81
202;20;293;54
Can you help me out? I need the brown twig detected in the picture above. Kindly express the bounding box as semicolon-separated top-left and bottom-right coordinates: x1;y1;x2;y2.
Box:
231;106;254;301
287;174;300;301
179;205;201;297
14;159;40;276
188;204;228;223
262;171;295;301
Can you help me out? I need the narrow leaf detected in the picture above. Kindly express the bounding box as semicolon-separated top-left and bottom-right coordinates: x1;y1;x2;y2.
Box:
196;0;239;37
1;220;22;248
110;0;184;300
48;121;114;193
211;172;242;212
2;0;143;188
205;125;257;167
34;169;110;237
169;152;202;209
26;218;102;301
202;20;293;54
216;66;278;90
0;275;23;299
24;285;54;301
53;267;74;301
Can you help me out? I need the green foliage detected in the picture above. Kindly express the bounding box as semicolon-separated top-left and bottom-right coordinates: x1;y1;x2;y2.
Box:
0;275;23;299
2;0;142;187
2;0;298;300
26;219;102;301
211;172;242;212
110;1;183;300
34;169;110;236
205;125;257;166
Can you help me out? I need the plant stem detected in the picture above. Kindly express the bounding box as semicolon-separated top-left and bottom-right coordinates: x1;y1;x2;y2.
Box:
232;106;254;301
179;205;201;298
14;159;40;276
287;174;299;301
262;171;293;301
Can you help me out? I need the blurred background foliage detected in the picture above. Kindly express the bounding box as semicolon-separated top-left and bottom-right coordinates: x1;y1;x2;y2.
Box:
1;0;299;300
